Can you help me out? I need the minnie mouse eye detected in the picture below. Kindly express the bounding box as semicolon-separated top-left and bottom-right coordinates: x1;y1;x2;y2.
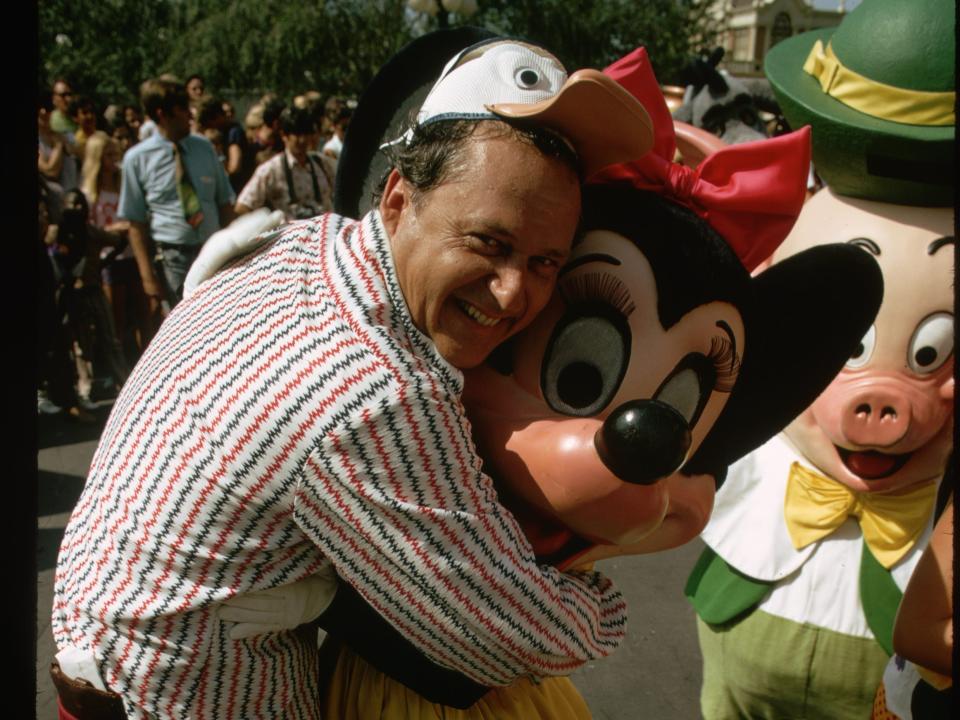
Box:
515;68;541;89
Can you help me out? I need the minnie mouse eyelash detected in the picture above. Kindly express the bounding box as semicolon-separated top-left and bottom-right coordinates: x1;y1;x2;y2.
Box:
558;271;636;317
708;334;741;393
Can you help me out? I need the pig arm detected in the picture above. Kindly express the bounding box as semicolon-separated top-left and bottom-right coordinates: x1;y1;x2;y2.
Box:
892;495;953;677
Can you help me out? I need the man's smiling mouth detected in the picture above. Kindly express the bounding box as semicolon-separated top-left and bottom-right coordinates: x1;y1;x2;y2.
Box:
457;299;503;328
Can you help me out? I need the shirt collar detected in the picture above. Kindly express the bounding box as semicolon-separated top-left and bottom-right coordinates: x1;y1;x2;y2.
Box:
285;148;310;169
359;210;464;394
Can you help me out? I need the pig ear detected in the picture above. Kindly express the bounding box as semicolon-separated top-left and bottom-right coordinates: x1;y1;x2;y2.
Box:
684;242;884;475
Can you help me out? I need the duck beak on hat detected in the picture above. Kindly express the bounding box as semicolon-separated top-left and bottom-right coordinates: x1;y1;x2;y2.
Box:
488;69;655;176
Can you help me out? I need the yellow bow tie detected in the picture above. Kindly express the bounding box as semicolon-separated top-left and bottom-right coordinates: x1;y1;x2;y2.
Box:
784;462;937;569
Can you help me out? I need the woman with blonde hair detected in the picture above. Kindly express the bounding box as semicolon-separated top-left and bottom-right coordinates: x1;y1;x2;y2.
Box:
81;132;153;372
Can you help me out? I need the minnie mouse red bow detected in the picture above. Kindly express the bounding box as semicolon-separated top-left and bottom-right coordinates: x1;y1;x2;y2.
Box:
592;47;811;272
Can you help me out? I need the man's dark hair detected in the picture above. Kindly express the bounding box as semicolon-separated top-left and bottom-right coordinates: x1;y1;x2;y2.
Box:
186;73;204;86
140;78;189;122
333;105;353;129
375;118;581;205
196;95;226;128
262;97;287;127
324;95;345;120
39;90;54;112
280;105;317;136
67;95;96;119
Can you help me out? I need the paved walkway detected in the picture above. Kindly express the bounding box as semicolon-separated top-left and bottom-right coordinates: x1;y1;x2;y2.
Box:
37;403;705;719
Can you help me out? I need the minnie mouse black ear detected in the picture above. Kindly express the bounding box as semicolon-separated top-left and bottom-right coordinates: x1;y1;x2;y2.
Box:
683;242;884;484
334;26;498;219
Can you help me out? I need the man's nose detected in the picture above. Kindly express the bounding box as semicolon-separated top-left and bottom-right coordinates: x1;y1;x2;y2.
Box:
490;261;526;315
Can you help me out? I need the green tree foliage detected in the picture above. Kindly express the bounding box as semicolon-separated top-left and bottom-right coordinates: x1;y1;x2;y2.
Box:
467;0;718;82
39;0;717;104
164;0;412;98
39;0;176;106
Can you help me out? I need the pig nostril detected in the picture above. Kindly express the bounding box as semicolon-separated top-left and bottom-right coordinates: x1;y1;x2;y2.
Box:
855;403;871;417
880;406;897;420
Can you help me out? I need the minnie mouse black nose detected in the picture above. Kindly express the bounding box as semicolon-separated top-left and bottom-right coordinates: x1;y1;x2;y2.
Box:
594;400;691;485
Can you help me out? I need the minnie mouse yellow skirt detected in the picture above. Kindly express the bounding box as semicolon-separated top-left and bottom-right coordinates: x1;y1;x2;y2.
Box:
321;645;592;720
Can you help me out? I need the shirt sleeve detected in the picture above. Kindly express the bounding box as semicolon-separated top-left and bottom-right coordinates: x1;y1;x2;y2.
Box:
292;384;627;687
226;125;245;148
118;153;147;224
210;142;236;207
236;162;269;210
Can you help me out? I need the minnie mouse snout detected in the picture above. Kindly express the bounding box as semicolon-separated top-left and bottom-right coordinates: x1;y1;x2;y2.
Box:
594;400;692;485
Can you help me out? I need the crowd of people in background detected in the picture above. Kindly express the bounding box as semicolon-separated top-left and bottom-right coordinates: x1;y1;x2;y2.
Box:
37;74;355;422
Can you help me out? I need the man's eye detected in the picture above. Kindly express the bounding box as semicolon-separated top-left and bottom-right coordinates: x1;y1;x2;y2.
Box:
472;235;504;253
531;256;560;276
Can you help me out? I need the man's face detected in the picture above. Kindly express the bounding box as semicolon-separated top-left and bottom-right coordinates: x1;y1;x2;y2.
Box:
186;77;205;99
74;105;97;134
282;131;311;163
53;82;72;112
160;103;192;141
380;129;580;369
124;107;141;129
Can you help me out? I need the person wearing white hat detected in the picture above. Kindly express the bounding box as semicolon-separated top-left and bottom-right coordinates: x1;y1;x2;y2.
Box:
50;32;653;719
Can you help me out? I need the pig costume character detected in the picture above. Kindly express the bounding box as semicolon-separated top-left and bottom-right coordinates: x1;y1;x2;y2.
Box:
687;2;955;718
185;37;882;718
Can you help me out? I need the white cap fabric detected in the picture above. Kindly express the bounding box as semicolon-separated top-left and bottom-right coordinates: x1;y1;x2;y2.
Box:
390;38;655;176
417;40;570;126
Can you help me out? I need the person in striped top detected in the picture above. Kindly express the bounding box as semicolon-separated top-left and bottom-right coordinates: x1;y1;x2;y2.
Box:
51;38;656;719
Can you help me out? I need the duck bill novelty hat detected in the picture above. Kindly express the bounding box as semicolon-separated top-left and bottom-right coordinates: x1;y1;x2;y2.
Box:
764;0;955;206
334;28;654;218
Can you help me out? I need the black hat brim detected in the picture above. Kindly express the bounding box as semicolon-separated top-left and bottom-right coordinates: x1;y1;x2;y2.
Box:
334;26;498;219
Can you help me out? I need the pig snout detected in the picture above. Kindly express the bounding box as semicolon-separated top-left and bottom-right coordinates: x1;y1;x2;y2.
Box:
841;388;909;447
816;375;952;451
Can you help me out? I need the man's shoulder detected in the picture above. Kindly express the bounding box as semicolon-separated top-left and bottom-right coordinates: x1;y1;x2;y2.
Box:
123;133;167;164
183;133;219;158
250;152;285;181
226;123;246;145
310;152;337;176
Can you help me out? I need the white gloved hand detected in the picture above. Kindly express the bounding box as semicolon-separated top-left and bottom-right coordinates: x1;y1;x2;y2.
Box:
183;208;285;297
218;566;338;640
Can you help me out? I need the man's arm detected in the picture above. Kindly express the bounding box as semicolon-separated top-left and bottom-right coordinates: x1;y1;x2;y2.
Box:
118;156;165;314
294;389;627;688
38;136;65;179
234;162;268;216
127;221;164;312
218;203;236;228
210;141;237;229
226;143;243;178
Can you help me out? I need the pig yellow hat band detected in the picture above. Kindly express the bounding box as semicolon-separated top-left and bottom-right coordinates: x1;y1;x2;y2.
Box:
803;40;955;127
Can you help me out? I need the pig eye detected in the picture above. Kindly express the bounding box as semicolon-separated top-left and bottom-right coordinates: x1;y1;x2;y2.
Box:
908;312;953;374
846;324;876;369
541;305;631;416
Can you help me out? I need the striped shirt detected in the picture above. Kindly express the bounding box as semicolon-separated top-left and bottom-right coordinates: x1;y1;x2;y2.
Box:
53;210;627;719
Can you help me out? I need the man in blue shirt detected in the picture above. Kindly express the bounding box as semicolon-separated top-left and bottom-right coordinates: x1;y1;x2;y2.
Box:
119;78;235;312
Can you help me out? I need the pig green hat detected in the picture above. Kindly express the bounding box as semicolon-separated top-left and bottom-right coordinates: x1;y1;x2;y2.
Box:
764;0;955;206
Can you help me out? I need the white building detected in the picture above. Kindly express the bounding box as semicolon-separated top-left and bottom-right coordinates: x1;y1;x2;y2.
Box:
711;0;858;76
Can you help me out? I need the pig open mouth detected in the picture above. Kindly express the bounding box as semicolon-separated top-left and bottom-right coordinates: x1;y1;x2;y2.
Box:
835;446;912;480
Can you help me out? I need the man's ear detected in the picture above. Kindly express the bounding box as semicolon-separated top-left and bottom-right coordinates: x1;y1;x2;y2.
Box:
379;169;410;237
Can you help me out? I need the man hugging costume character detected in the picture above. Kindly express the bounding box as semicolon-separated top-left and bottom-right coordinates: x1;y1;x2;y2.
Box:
185;35;883;718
